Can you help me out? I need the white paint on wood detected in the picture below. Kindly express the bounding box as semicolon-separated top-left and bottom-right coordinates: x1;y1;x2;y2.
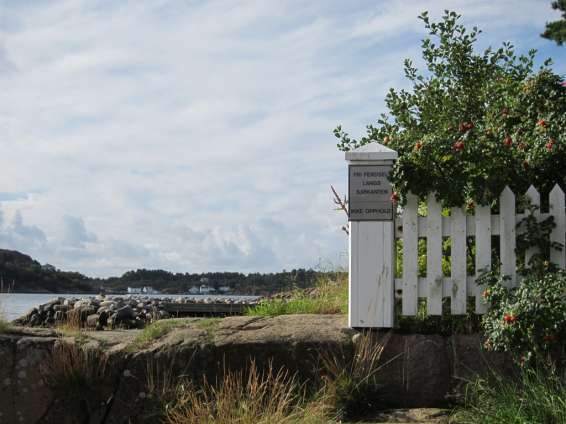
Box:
525;185;540;267
345;142;398;161
348;221;358;327
402;193;419;315
549;184;566;268
426;193;443;315
451;207;467;314
475;205;491;314
499;186;516;287
349;221;395;328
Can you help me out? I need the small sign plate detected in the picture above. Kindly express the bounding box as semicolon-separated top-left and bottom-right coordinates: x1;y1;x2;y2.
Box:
348;165;394;221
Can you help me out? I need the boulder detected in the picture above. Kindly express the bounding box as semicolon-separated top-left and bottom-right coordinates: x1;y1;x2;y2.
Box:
86;314;100;329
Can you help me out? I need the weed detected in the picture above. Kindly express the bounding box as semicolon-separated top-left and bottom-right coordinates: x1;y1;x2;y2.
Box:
319;330;398;420
43;341;110;421
453;366;566;423
57;308;84;331
166;361;333;424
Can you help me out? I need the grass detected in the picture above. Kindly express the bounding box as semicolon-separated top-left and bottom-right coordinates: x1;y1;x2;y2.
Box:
0;304;10;334
0;314;8;333
130;318;195;350
0;303;8;333
319;330;398;421
194;317;222;341
246;272;348;317
453;366;566;423
43;341;110;421
165;361;333;424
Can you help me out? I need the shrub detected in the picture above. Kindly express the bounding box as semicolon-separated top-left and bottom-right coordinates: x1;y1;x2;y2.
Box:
479;270;566;366
454;366;566;423
335;10;566;207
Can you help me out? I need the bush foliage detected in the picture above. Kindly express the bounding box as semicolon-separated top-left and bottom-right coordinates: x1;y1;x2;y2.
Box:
335;10;566;207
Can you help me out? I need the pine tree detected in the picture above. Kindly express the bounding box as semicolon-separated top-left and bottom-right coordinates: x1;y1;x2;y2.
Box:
542;0;566;45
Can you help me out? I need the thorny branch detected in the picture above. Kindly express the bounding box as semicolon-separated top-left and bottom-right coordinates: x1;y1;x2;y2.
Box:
331;185;349;235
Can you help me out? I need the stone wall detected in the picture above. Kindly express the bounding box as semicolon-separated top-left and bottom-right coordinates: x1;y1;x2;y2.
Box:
0;315;514;424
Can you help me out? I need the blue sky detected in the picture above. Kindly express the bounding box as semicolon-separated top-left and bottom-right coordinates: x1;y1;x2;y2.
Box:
0;0;564;277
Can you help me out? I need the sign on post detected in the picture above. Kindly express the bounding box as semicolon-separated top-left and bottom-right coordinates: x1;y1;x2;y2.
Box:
345;142;397;328
348;165;393;221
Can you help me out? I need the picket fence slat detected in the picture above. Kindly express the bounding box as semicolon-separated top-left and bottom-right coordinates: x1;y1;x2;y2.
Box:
451;207;467;314
475;205;491;314
426;193;443;315
525;185;540;267
402;193;419;315
499;186;516;287
388;185;566;320
550;184;566;268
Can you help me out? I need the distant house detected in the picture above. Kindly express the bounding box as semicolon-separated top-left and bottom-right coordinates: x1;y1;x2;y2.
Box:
218;286;231;293
199;285;216;294
127;286;160;294
127;287;142;294
188;286;200;294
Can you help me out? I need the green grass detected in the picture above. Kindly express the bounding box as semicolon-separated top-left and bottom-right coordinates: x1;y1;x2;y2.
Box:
0;304;9;333
453;366;566;423
194;317;221;341
246;273;348;317
130;318;194;350
0;315;8;333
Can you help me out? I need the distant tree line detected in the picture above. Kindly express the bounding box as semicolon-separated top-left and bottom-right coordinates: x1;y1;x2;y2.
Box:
0;249;323;295
91;267;319;295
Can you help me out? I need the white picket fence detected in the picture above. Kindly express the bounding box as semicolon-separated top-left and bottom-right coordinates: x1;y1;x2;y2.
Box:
395;184;566;316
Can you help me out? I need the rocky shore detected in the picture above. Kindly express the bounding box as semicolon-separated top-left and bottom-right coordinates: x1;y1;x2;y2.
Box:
14;295;262;330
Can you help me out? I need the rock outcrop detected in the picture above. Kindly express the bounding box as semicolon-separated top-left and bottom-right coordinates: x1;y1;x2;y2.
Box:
0;315;514;423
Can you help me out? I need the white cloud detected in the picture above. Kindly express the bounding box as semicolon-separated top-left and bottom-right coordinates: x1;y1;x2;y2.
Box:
0;0;563;276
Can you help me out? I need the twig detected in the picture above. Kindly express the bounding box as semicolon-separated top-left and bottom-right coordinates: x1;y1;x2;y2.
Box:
331;185;349;235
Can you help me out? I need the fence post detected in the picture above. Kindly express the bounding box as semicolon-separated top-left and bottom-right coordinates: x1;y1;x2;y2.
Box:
346;142;397;328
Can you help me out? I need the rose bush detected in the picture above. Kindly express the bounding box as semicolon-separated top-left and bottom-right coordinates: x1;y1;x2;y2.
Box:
479;270;566;367
335;11;566;206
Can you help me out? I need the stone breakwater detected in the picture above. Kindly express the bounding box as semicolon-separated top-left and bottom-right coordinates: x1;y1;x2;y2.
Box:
14;295;261;330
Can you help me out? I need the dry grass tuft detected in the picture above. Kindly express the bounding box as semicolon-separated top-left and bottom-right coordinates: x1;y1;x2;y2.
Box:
56;308;84;332
319;330;397;420
43;341;110;419
166;361;332;424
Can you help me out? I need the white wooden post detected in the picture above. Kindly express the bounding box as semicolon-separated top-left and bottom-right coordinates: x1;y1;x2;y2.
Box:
346;142;397;328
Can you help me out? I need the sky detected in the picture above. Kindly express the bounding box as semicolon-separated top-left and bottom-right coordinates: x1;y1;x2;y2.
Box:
0;0;564;277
